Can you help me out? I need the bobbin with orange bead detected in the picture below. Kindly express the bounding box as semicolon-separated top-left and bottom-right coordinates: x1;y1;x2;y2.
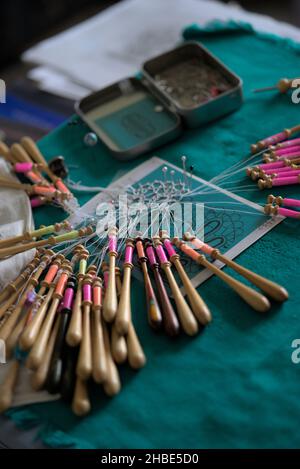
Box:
19;254;65;351
26;260;72;370
160;230;212;326
173;237;271;313
135;234;162;330
183;231;288;303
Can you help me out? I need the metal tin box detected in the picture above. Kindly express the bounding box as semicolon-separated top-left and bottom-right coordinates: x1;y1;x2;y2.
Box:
75;42;243;160
142;41;243;128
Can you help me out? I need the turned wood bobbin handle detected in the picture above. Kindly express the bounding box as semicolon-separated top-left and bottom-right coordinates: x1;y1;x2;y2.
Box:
0;360;20;413
31;317;60;391
102;321;121;396
72;378;91;417
103;253;118;322
213;251;289;302
20;287;54;351
76;304;92;380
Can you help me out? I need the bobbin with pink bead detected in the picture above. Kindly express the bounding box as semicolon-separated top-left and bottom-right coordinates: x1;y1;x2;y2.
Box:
247;155;300;180
258;173;300;189
263;146;300;162
144;239;180;337
160;230;212;326
271;137;300;150
250;124;300;154
253;164;300;182
267;194;300;209
264;203;300;219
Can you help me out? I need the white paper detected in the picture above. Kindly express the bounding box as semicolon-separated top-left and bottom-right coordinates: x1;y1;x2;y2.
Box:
23;0;300;99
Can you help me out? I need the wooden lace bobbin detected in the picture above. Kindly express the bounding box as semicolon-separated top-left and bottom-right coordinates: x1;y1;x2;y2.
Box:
135;236;162;330
116;251;146;370
10;143;45;185
0;360;20;414
27;261;72;370
115;239;134;335
115;267;122;297
76;268;96;380
91;276;108;382
0;252;40;318
5;314;29;359
20;136;71;195
268;194;300;209
110;268;128;365
173;239;271;313
184;231;288;303
46;275;77;394
258;173;300;190
76;265;97;380
19;254;64;350
0;141;16;164
60;346;79;403
126;320;146;370
0;225;94;260
0;220;71;250
253;77;298;94
273;137;300;150
0;290;21;322
31;316;61;391
72;377;91;417
250;124;300;154
117;264;146;370
102;320;121;397
0;249;53;342
152;237;198;336
101;261;109;291
102;227;118;322
144;241;180;337
161;231;212;326
0;177;62;201
265;203;300;220
66;249;89;347
0;254;40;305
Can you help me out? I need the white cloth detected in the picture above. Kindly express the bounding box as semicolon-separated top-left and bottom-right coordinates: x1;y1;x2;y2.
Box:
0;158;35;289
23;0;300;99
0;157;55;408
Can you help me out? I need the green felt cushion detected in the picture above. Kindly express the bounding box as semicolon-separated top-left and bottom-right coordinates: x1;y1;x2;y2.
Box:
7;20;300;449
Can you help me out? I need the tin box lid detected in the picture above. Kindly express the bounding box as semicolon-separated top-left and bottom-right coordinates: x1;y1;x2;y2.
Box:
75;77;182;160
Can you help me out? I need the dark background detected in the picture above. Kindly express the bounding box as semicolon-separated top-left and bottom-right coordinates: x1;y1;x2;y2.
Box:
0;0;300;68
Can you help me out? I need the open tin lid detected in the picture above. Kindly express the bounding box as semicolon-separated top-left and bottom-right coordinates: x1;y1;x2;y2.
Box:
75;77;182;160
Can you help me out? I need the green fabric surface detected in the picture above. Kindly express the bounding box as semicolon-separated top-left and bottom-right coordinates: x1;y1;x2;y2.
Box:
6;20;300;449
